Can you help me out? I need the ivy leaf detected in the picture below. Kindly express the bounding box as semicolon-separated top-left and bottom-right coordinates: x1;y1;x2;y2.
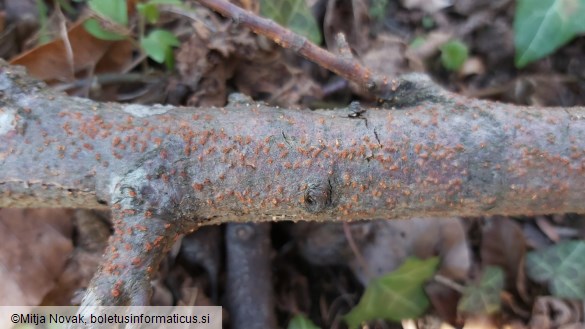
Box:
36;0;51;45
87;0;127;25
514;0;585;68
287;314;321;329
440;40;468;71
343;257;439;329
526;241;585;299
140;29;180;68
458;266;504;315
137;0;184;24
137;3;160;24
260;0;322;44
84;0;128;40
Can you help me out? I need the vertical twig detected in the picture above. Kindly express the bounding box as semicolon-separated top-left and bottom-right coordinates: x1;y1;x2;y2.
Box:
226;223;277;329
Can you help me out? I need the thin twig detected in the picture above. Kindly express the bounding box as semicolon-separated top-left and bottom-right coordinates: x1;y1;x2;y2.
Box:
160;5;217;32
52;72;165;92
434;274;465;294
342;222;371;280
55;4;74;78
195;0;401;101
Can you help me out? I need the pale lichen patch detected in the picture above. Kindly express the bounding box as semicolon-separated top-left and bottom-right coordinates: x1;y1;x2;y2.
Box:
109;174;123;197
123;104;172;118
0;73;12;91
0;108;17;135
109;167;147;207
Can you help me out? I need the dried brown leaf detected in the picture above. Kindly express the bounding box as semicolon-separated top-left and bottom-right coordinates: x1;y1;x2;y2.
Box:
530;297;582;329
0;11;6;33
535;216;560;242
10;19;133;83
425;281;462;327
176;9;251;106
459;56;486;77
480;216;526;290
323;0;369;53
42;250;102;306
296;218;470;285
0;209;74;306
234;59;321;106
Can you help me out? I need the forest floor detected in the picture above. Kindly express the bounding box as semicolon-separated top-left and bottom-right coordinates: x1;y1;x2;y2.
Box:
1;0;585;328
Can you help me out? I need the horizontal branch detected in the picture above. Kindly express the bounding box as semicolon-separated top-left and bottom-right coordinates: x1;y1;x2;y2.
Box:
1;61;584;224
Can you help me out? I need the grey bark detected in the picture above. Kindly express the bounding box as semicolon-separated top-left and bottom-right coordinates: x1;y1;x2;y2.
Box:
2;61;584;220
1;60;584;306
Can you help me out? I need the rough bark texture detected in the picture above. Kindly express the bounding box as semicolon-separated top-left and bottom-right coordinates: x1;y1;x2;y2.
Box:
2;61;584;220
2;61;585;306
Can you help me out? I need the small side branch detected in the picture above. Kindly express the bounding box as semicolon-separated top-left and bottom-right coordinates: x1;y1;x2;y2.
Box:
195;0;402;102
79;213;180;307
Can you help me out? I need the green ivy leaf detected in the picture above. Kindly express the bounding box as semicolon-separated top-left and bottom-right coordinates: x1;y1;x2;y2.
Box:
343;257;439;329
87;0;127;25
514;0;585;68
137;0;184;24
140;29;180;68
458;266;504;315
164;47;175;69
440;40;468;71
84;0;128;40
260;0;322;44
526;241;585;299
36;0;51;44
137;3;160;24
287;314;321;329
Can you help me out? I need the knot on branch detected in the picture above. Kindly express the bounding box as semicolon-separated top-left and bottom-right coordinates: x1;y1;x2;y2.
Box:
383;73;450;108
303;180;333;214
111;158;200;229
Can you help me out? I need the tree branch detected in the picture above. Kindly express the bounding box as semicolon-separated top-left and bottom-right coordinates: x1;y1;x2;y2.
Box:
1;61;584;222
3;0;581;311
3;58;585;307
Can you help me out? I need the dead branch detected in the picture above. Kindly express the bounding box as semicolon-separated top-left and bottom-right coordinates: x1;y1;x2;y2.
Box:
1;62;583;219
2;61;585;306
